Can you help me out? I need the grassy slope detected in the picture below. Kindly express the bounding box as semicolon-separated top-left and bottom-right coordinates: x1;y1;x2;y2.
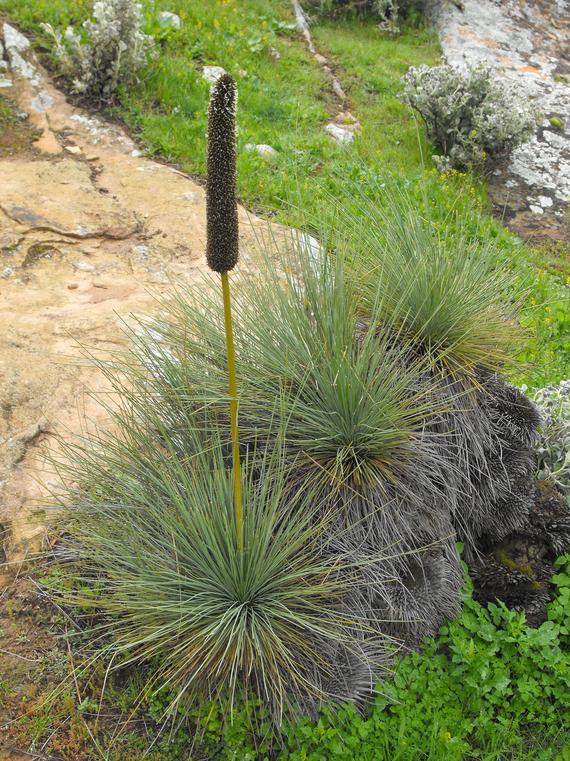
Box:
0;1;569;759
0;0;436;207
1;0;568;384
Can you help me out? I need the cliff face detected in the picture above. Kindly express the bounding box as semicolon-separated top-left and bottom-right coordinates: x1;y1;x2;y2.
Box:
430;0;570;240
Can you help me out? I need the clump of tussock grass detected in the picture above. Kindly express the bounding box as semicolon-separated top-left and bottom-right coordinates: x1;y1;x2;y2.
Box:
49;416;396;718
315;183;522;378
124;239;465;643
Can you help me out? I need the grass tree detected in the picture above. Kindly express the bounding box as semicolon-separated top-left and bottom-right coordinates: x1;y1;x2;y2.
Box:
316;181;540;552
42;62;540;727
46;76;402;718
128;238;465;645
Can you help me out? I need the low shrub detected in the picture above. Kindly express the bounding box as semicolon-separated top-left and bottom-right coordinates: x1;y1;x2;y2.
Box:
133;236;467;641
144;245;456;550
400;63;540;172
44;181;542;727
41;0;155;103
528;380;570;493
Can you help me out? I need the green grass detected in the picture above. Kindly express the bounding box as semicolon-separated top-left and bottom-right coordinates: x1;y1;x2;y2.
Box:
0;0;438;210
0;95;16;125
1;0;566;385
311;14;440;169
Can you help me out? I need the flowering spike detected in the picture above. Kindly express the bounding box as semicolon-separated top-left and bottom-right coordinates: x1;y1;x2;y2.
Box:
206;73;239;273
205;73;243;550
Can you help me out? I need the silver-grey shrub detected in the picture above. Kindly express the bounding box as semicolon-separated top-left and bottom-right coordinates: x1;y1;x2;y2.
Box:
41;0;155;104
527;380;570;493
400;63;539;172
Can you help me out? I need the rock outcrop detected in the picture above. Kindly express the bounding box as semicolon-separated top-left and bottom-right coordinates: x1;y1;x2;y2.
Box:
430;0;570;239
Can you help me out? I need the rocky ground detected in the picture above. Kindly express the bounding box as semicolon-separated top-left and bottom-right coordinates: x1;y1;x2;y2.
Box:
0;24;287;575
431;0;570;240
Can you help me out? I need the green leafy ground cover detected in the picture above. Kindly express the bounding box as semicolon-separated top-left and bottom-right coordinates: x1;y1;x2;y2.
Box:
0;1;569;758
6;558;570;760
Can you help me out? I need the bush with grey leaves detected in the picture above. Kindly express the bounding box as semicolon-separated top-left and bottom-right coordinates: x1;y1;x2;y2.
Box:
527;380;570;494
400;63;540;172
41;0;155;104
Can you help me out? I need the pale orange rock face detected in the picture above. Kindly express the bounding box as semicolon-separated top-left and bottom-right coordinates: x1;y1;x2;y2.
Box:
0;56;288;572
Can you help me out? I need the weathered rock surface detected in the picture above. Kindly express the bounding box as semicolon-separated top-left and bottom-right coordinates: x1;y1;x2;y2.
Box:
245;142;278;156
325;112;361;145
3;22;41;85
430;0;570;240
202;65;227;84
0;27;288;575
471;480;570;625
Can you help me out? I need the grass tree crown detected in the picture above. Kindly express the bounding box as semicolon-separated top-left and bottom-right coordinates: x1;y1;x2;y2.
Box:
206;73;239;273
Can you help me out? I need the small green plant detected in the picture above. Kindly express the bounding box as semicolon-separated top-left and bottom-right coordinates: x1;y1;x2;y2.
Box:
0;96;16;126
549;116;565;131
400;63;540;172
278;569;570;760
